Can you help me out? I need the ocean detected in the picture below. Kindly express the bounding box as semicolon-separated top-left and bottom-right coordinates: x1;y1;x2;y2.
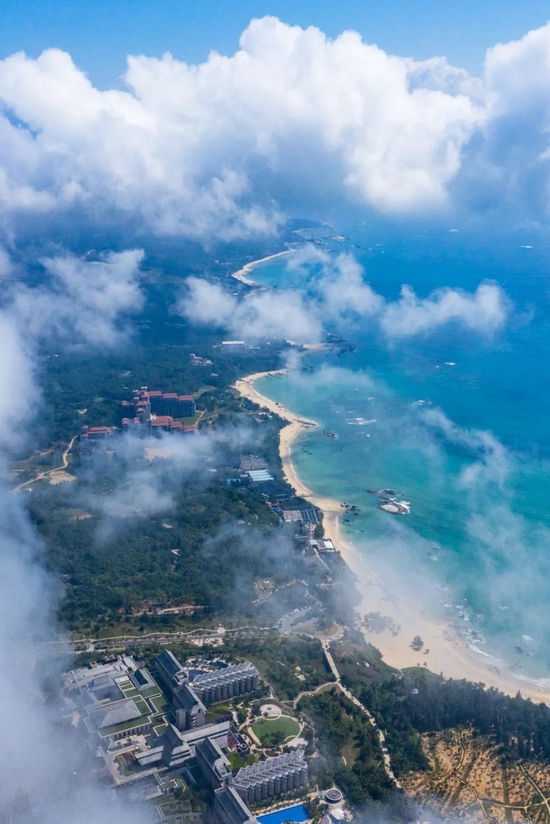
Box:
250;225;550;679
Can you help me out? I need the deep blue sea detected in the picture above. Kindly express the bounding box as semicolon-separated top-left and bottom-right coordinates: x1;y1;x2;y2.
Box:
251;225;550;678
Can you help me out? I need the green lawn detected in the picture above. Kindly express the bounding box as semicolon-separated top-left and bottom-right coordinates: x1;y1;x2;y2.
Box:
251;716;300;744
228;751;257;770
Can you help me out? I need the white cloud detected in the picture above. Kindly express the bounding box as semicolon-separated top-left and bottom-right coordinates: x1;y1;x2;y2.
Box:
181;247;509;342
421;407;511;488
12;249;145;346
0;17;487;238
0;254;153;819
379;282;509;338
2;18;550;234
180;275;322;342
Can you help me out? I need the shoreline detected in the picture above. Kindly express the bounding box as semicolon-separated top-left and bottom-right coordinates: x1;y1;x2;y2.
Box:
235;370;550;705
231;250;293;285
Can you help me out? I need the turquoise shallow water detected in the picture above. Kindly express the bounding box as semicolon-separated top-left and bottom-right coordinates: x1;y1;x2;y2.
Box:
252;227;550;677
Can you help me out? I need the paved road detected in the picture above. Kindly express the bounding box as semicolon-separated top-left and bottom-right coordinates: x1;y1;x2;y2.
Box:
40;624;273;652
322;641;402;789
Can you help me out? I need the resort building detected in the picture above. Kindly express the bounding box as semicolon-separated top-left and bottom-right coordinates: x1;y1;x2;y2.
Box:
191;662;259;704
80;425;113;441
233;750;308;804
239;455;268;472
214;785;258;824
174;682;207;731
246;470;274;483
196;736;232;788
155;649;187;691
119;388;197;436
135;721;232;770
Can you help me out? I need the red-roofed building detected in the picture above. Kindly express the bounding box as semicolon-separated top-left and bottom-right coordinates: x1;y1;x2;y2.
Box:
178;395;196;417
81;425;113;440
151;416;173;432
161;393;179;416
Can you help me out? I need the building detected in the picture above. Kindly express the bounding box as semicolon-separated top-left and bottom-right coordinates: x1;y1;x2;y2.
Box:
196;736;231;788
281;504;319;525
240;455;268;472
155;649;186;691
214;785;258;824
233;750;308;804
190;353;213;366
174;682;207;731
161;392;179;417
119;388;197;435
308;538;336;552
80;425;113;441
136;720;232;770
247;470;274;483
178;395;196;417
191;662;259;705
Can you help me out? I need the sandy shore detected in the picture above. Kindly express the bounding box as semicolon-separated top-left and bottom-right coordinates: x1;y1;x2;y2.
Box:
235;371;550;705
231;250;293;285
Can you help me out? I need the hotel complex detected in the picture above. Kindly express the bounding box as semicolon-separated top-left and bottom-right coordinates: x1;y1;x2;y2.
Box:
61;650;308;824
121;387;197;435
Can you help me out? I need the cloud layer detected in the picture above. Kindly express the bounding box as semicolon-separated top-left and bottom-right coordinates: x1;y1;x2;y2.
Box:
1;17;550;238
179;247;510;343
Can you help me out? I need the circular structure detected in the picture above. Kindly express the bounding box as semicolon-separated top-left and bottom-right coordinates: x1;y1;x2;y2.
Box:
260;703;282;719
326;789;343;804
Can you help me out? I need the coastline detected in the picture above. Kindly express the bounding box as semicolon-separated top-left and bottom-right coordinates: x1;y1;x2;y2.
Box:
232;250;293;285
235;370;550;705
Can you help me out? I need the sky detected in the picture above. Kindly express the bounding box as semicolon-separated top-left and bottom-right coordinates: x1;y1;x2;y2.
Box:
1;0;550;87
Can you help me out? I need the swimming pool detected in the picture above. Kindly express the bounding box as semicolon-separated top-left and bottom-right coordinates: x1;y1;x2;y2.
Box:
257;804;309;824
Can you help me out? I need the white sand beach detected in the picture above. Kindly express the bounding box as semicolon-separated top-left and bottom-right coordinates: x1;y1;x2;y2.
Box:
231;250;293;285
235;371;550;705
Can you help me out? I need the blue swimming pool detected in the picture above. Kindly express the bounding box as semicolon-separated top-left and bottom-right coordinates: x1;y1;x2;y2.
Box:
257;805;309;824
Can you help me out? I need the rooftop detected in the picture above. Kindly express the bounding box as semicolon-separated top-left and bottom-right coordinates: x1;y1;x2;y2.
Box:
215;785;257;824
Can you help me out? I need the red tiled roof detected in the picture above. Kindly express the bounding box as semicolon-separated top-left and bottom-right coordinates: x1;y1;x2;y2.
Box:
178;395;194;401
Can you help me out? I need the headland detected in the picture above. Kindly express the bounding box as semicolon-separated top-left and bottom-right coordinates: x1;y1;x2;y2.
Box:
234;370;550;705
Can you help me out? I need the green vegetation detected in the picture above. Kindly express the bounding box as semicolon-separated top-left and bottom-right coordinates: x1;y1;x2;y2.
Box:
251;715;300;744
220;634;336;701
299;689;412;823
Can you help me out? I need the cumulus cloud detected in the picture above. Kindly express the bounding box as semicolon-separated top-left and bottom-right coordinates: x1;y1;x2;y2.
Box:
1;18;550;236
11;249;145;346
180;275;322;342
0;15;512;239
180;247;510;342
379;282;509;338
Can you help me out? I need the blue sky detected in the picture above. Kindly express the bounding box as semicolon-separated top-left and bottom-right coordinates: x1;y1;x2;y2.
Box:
1;0;549;86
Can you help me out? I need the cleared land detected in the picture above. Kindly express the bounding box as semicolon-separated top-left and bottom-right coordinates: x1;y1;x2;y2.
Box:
403;728;550;824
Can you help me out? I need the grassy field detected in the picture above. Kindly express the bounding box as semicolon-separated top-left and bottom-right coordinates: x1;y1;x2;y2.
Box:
251;716;300;744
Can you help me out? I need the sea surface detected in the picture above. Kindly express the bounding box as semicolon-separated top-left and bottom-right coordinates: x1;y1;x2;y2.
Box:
251;225;550;679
